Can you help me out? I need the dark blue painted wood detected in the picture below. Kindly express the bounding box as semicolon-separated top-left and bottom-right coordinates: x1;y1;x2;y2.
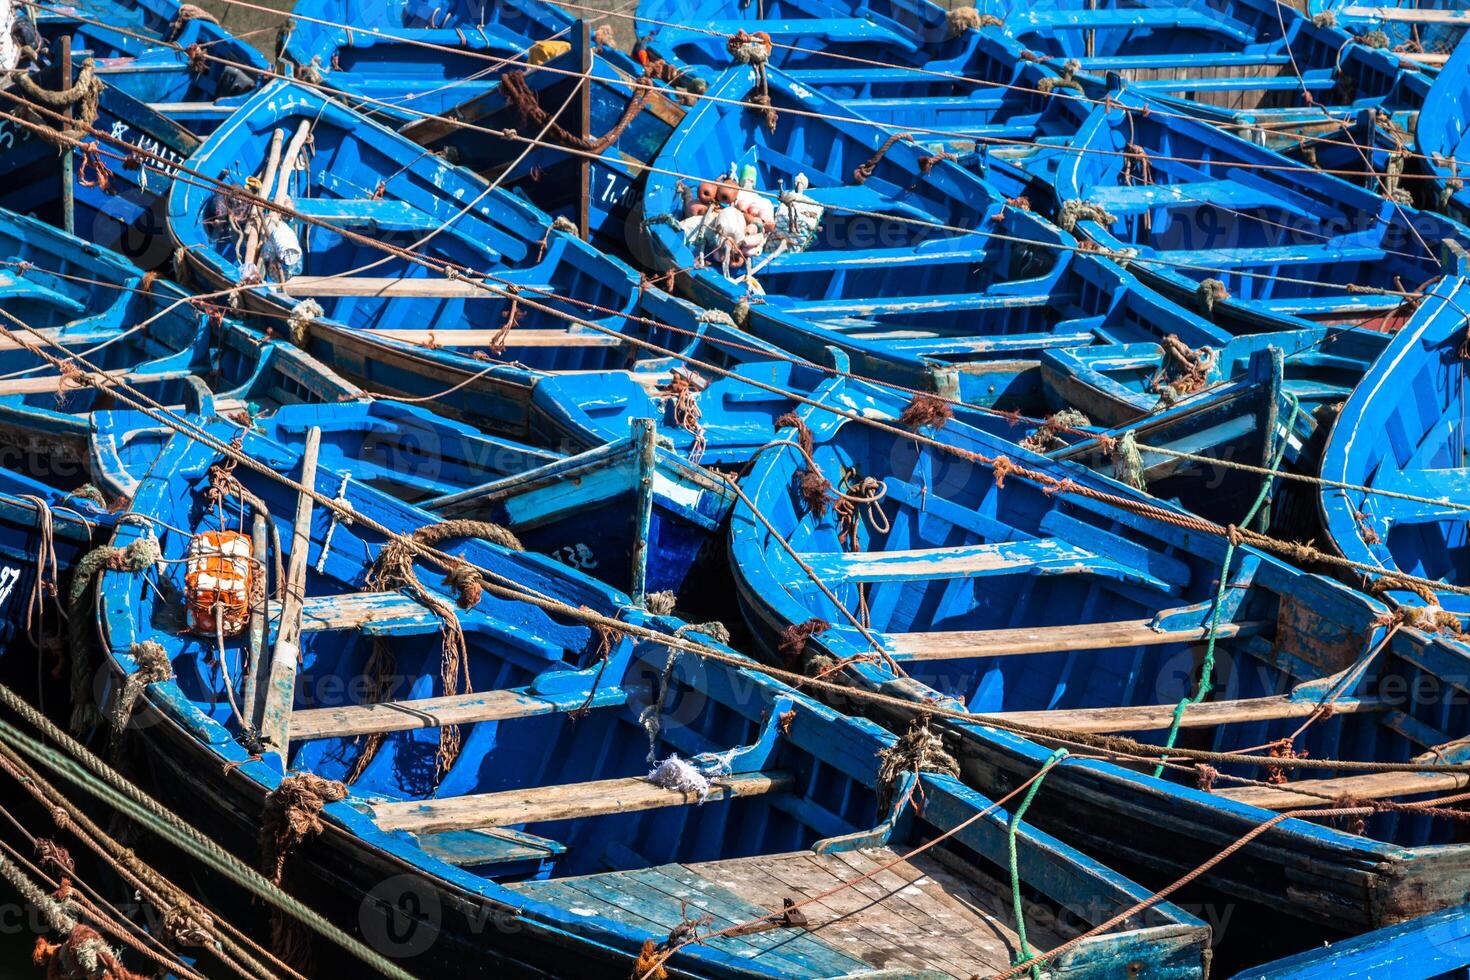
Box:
1230;903;1470;978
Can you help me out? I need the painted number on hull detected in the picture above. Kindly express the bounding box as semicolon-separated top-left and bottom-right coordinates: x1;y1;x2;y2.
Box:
551;543;598;571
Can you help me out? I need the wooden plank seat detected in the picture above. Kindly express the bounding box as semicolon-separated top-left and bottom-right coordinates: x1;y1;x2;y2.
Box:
783;292;1051;318
1262;293;1407;315
1015;7;1254;42
1089;179;1297;216
1073;53;1293;71
881;617;1265;662
280;275;529;299
1132;75;1339;94
297;591;493;635
1218;770;1470;809
1339;5;1470;22
362;328;625;348
797;538;1172;590
863;329;1097;355
288;196;441;233
763;243;994;274
999;694;1389;734
291;685;629;740
0;368;127;397
371;771;792;834
1161;244;1387;270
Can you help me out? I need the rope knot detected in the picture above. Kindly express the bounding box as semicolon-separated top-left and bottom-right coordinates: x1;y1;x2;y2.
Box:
1194;764;1218;792
1056;199;1117;231
990;455;1017;489
777;618;830;670
726;29;772;65
852;132;910;185
897;393;952;432
441;561;482;609
876;712;960;814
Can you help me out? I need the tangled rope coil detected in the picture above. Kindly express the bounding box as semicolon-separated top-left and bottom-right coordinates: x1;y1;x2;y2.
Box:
501;69;652;155
259;773;347;973
12;58;102;137
875;713;960;815
364;520;520;782
1056;199;1118;232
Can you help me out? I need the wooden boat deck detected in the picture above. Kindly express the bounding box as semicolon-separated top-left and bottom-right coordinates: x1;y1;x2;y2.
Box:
509;847;1062;977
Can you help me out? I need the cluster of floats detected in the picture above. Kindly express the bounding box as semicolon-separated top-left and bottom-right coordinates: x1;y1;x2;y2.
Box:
2;0;1470;975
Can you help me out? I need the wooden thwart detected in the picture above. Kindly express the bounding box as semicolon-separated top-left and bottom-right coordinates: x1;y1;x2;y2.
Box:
1218;770;1470;810
1000;694;1388;734
884;618;1258;661
372;771;792;834
282;276;509;299
363;328;624;348
291;686;629;740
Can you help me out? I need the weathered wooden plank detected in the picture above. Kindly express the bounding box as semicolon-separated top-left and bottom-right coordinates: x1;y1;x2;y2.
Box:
799;538;1119;585
291;685;628;740
1000;695;1389;734
280;276;517;299
884;618;1258;661
1340;4;1470;22
362;328;624;348
372;771;792;834
259;426;319;767
1218;771;1470;809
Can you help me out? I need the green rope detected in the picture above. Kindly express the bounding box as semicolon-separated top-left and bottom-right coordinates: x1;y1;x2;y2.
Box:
1152;396;1300;778
0;684;417;980
1008;748;1069;979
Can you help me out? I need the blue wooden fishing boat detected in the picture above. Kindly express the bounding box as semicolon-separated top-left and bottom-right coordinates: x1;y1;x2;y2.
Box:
1307;0;1469;68
426;420;736;600
167;79;665;439
0;466;113;706
1043;327;1387;430
249;400;562;504
1229;902;1470;978
637;0;1072;153
1416;34;1470;220
637;63;1164;410
92;414;1210;977
728;382;1470;931
997;0;1434;163
400;27;688;251
30;0;267;130
639;0;1430;173
1026;81;1469;336
1319;271;1470;618
0;60;199;268
281;0;573;124
0;207;369;484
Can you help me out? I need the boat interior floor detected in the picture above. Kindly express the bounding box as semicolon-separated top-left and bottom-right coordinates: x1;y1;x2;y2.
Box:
507;847;1061;977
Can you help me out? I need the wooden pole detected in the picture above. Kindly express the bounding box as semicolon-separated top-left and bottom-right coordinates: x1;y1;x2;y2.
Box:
259;426;320;770
59;36;74;236
240;127;285;271
630;417;656;607
578;19;592;241
243;512;269;728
